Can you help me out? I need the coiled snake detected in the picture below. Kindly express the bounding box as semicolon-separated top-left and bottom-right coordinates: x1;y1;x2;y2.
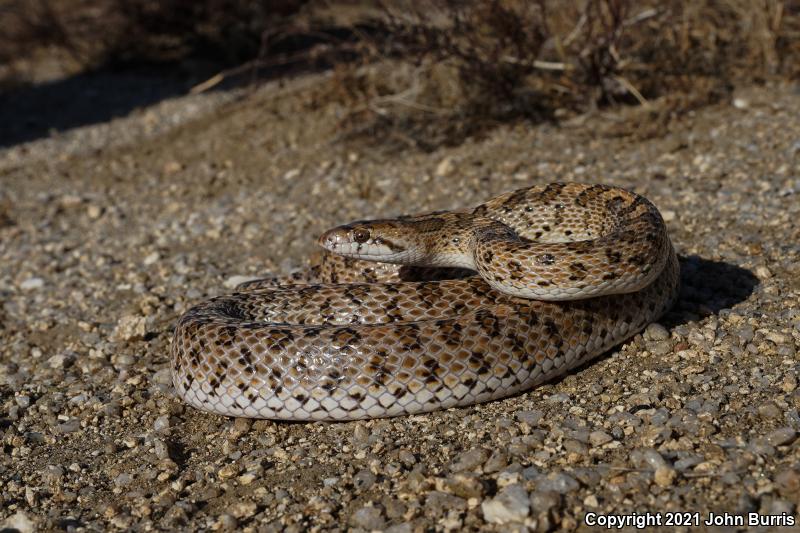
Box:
172;183;679;420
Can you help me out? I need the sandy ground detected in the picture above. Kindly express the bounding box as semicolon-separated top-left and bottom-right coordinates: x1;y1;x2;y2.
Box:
0;68;799;532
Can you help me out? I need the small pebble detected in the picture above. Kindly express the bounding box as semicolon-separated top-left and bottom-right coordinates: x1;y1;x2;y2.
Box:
482;484;530;524
350;506;385;530
450;447;490;472
20;277;44;290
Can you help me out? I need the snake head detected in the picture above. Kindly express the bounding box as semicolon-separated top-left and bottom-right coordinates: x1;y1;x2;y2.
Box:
318;220;423;263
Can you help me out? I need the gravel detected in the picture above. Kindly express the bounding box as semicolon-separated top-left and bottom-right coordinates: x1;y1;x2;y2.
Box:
1;67;799;530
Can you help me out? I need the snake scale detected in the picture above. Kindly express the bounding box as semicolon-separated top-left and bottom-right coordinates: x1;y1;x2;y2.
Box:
172;183;679;421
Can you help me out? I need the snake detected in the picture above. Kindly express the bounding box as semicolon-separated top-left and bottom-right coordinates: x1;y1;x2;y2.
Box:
171;182;679;421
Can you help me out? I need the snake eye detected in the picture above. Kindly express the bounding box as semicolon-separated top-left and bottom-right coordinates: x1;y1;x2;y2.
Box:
353;229;370;243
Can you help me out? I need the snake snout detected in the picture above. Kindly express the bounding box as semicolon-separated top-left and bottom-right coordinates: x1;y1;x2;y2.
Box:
317;227;347;250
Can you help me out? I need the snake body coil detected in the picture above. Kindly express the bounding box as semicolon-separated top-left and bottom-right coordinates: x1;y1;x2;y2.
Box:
172;183;679;420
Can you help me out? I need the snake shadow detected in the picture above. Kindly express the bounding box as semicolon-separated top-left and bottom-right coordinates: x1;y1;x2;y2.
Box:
564;255;758;377
661;255;758;327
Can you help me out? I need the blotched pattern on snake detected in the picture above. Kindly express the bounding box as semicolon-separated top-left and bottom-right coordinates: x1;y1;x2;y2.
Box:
172;182;679;420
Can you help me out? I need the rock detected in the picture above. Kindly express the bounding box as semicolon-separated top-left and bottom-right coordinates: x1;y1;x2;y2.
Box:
153;438;170;460
764;427;796;446
644;323;670;341
758;402;783;419
481;484;530;524
775;469;800;500
42;465;65;485
588;430;613;446
530;490;561;518
229;501;257;519
435;157;455;177
214;513;237;531
113;314;147;341
484;450;509;473
1;511;35;533
654;466;676;487
217;464;239;480
440;472;484;499
20;277;44;290
154;414;171;432
450;447;489;472
755;265;772;279
15;395;31;408
353;468;376;490
114;473;134;487
516;409;544;426
143;252;160;266
398;449;416;467
535;472;580;494
55;419;81;434
350;506;385;530
425;491;466;518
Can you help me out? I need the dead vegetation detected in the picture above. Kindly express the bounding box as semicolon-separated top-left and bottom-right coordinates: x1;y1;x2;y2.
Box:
1;0;798;146
332;0;799;147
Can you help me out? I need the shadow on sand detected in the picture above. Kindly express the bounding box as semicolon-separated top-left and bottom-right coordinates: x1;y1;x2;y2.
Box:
665;254;759;326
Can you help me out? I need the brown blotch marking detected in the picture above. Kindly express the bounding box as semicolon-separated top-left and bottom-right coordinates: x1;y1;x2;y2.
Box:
602;272;618;281
502;187;531;211
238;345;254;367
373;236;405;253
627;253;647;266
332;327;363;346
409;216;447;234
568;262;588;281
606;195;626;212
415;282;442;309
349;391;364;402
396;323;424;351
508;260;525;281
294;393;309;405
543;318;563;348
189;348;202;367
472;203;489;216
537;182;567;204
424;373;442;387
475;309;503;338
435;320;464;347
605;249;623;264
385;296;404;322
574;184;607;207
342;285;368;306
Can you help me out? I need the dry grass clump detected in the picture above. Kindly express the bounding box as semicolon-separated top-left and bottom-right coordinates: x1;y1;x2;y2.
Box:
330;0;799;148
1;0;798;145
